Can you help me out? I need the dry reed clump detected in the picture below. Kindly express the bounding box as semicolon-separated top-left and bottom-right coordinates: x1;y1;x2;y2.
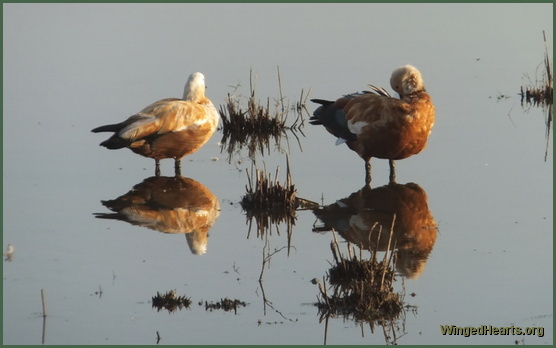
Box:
240;160;297;240
316;227;403;324
219;67;308;162
151;290;192;313
520;31;553;161
152;291;247;315
520;31;553;108
204;298;247;314
241;163;297;214
240;158;318;239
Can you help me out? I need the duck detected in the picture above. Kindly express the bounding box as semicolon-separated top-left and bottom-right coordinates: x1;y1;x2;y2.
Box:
91;72;220;176
310;65;435;185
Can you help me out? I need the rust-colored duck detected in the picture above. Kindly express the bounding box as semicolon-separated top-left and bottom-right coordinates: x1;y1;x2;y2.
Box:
310;65;435;184
92;72;219;176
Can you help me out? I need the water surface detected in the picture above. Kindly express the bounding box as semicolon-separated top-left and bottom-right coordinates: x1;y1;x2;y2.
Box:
3;3;553;345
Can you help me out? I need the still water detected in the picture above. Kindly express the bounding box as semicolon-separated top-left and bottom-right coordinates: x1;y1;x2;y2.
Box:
3;3;553;345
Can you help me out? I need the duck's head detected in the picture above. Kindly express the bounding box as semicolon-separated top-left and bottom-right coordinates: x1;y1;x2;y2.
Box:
183;72;206;101
390;65;425;97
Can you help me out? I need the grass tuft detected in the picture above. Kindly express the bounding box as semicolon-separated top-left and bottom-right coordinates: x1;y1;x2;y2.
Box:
219;67;308;162
152;290;191;313
520;30;553;161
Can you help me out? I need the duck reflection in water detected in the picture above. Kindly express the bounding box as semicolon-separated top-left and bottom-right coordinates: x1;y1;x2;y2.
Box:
313;182;437;279
95;176;220;255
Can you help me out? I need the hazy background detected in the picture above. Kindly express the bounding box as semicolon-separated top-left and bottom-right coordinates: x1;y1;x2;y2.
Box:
3;3;553;345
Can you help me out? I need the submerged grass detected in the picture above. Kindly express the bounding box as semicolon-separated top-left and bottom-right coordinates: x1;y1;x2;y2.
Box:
316;227;403;323
520;30;553;161
219;67;309;162
520;31;553;108
151;290;192;313
242;159;297;214
316;223;408;344
152;291;247;315
240;156;318;241
204;298;247;314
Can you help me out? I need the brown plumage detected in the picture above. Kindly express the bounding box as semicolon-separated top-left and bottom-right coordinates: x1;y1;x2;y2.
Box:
310;65;435;185
92;72;219;176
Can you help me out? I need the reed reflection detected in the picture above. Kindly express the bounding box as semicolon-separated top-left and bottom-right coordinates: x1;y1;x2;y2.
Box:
94;176;220;255
313;182;437;279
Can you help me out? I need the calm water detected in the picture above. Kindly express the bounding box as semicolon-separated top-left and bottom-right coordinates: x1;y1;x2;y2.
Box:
3;3;553;345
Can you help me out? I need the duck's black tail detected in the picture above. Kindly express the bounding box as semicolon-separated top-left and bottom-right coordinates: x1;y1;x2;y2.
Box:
309;99;356;142
91;122;130;149
91;122;123;133
309;99;334;125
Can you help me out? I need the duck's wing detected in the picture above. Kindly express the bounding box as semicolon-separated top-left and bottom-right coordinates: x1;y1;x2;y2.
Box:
118;98;216;142
344;93;410;135
311;91;409;143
